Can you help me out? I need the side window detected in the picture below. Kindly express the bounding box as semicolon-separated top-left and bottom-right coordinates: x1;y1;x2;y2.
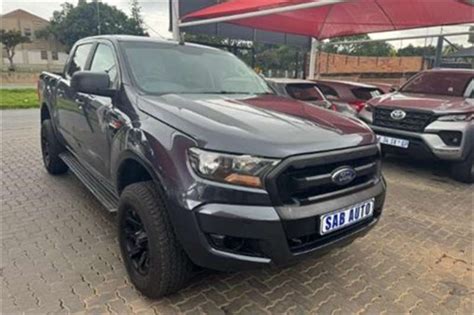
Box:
318;84;339;98
90;44;118;85
67;44;93;78
465;79;474;99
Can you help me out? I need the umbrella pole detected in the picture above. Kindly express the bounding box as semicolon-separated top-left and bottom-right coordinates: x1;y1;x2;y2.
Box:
171;0;182;42
309;38;319;80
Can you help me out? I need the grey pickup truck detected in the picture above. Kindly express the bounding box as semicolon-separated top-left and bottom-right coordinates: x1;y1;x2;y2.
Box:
38;35;386;298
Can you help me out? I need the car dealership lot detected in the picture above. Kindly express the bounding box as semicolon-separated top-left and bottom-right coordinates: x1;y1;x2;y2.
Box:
1;109;472;314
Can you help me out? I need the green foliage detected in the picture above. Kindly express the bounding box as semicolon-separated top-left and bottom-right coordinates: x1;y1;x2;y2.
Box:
397;44;436;57
129;0;146;35
0;89;38;109
184;33;304;72
0;30;31;71
443;43;464;56
321;34;396;57
254;44;304;72
37;1;148;51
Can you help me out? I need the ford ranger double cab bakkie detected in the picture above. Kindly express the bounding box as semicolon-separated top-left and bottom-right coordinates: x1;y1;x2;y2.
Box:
359;69;473;183
38;36;386;298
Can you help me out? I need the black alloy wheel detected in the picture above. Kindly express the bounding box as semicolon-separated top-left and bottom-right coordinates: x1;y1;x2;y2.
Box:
123;207;150;276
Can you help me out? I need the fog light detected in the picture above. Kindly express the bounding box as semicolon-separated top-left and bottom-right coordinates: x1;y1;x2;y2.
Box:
439;131;463;147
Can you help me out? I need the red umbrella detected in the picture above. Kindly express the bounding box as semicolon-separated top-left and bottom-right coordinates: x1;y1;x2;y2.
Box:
182;0;474;40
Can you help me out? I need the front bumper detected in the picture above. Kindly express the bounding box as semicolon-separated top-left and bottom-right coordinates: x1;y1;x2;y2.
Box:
177;179;386;271
359;110;473;161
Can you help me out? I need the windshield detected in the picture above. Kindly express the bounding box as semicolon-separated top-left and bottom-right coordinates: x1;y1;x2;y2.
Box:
286;84;323;101
122;42;273;95
401;72;473;97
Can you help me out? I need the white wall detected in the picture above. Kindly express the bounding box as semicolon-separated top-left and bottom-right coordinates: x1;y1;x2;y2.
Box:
2;49;67;68
28;50;48;64
2;49;24;65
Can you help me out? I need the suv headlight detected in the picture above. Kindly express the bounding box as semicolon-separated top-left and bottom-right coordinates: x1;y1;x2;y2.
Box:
188;148;279;188
437;113;473;122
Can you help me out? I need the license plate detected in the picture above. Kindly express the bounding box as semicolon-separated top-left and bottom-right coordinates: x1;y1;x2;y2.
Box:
320;199;374;235
377;135;409;149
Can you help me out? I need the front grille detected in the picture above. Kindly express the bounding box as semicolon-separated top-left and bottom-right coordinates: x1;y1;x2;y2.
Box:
266;145;380;206
373;107;434;132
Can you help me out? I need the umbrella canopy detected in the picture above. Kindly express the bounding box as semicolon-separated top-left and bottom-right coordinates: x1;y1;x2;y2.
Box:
183;0;474;40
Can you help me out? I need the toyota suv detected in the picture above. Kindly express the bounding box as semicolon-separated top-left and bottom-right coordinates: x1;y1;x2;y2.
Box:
359;69;473;183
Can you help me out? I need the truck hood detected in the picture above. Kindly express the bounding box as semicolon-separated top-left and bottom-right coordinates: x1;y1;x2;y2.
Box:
370;92;474;113
138;94;375;158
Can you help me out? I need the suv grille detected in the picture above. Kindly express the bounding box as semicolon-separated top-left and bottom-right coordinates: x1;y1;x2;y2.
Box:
373;107;434;132
266;145;380;206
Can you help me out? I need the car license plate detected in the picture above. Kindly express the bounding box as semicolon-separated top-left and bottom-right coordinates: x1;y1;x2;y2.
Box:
320;199;374;235
377;135;409;149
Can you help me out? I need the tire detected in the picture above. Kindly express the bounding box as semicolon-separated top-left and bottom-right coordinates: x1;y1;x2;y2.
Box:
118;181;193;298
451;150;474;184
41;119;68;175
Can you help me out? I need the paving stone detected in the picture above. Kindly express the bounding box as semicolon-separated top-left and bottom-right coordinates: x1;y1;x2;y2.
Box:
1;109;472;314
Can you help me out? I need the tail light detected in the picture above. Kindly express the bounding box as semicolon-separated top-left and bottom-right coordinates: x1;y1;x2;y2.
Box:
349;100;366;113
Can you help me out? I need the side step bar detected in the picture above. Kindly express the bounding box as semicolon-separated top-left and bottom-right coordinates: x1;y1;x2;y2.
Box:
60;152;119;212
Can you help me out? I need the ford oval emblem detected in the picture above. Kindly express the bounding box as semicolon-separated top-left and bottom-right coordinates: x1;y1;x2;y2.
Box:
331;167;357;186
390;109;406;120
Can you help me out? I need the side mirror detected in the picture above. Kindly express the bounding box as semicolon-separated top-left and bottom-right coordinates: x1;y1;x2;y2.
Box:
71;71;115;97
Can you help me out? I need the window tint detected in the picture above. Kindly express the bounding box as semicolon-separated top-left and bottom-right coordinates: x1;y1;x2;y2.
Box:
318;84;339;98
67;44;93;78
351;87;382;100
401;72;473;97
286;84;323;101
90;44;118;84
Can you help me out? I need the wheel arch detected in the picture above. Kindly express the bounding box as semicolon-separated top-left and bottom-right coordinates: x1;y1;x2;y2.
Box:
40;102;51;122
114;151;164;196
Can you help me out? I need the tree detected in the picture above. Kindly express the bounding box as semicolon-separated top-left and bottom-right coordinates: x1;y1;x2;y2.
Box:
321;34;395;57
37;1;148;51
397;44;436;57
0;30;30;71
129;0;146;34
443;43;464;56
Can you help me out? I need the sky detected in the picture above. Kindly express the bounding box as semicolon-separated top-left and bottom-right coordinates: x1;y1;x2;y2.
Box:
1;0;472;48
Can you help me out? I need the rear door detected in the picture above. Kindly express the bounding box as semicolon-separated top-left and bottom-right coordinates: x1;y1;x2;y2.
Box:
74;41;121;178
56;43;94;153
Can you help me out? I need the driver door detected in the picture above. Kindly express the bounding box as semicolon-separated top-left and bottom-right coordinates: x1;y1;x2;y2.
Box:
74;42;121;178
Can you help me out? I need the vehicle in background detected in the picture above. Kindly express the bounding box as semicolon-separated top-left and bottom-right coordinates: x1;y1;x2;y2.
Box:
313;79;385;113
359;68;473;183
367;82;398;94
266;78;357;117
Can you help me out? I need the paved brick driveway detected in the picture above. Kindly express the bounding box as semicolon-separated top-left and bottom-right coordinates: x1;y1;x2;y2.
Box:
1;109;473;314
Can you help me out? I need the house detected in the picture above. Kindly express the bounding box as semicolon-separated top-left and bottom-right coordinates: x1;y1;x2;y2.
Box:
0;9;68;71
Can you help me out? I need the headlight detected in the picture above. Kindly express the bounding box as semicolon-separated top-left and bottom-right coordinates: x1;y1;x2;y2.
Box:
437;113;473;122
188;148;279;188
